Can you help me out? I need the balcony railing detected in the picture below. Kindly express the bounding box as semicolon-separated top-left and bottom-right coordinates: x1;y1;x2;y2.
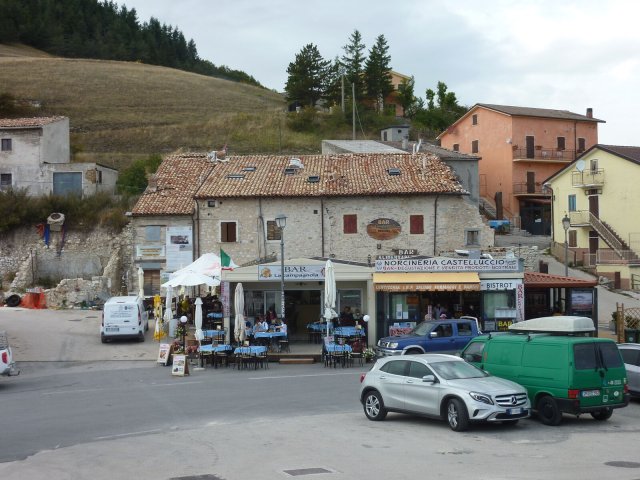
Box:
571;169;605;187
512;182;550;195
512;147;577;161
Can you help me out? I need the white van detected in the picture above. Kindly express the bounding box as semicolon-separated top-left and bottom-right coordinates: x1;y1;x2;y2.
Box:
101;296;149;343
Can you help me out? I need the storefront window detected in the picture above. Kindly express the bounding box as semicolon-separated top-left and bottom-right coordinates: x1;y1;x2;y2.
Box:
483;291;517;331
337;289;362;316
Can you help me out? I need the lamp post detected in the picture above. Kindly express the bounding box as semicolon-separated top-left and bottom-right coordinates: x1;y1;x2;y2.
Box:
275;214;287;323
562;213;571;277
180;315;188;350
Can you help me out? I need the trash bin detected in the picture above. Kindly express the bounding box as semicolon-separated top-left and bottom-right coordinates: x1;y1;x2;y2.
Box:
624;329;638;343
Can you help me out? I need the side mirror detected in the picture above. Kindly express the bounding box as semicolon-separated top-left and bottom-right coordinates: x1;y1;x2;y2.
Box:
422;375;436;383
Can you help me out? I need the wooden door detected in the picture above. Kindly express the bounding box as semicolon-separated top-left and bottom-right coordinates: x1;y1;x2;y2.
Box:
526;171;535;193
589;194;599;218
526;136;535;158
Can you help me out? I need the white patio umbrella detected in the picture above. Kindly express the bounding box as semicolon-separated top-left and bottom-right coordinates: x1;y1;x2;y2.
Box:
161;270;219;288
323;260;338;338
234;283;246;346
137;267;145;298
194;297;204;342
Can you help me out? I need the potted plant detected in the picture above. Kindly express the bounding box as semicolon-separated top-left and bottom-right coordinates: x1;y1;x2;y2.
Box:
363;348;375;362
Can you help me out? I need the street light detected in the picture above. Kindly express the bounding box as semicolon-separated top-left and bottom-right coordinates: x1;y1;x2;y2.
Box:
180;315;188;350
275;214;287;323
562;213;571;277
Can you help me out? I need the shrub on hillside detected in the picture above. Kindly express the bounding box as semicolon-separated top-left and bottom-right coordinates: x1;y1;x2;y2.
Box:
117;154;162;196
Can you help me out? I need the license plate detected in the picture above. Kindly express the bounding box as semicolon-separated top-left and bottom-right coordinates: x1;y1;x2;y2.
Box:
105;327;119;332
506;407;523;415
582;389;600;397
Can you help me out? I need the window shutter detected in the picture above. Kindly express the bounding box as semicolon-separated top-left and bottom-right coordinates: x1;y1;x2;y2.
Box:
410;215;424;234
568;230;577;248
343;214;357;234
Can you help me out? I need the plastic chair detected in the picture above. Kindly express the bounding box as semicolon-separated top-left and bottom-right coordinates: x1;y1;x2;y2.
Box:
278;335;290;353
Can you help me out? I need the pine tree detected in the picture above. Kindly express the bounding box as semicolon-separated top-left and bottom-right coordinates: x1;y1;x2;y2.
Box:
364;34;393;113
340;29;366;100
285;43;331;107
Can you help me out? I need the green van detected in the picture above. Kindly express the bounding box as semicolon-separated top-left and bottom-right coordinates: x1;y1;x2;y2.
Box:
460;316;629;425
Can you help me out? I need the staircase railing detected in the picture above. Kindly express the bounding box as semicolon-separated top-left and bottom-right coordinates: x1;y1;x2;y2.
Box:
570;210;627;258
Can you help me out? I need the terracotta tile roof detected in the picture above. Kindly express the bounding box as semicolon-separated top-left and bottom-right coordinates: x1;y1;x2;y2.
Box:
131;154;214;216
0;116;67;128
195;153;467;199
524;271;597;288
477;104;605;123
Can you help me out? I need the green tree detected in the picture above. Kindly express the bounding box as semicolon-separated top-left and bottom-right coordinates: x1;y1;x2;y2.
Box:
285;43;331;107
397;75;419;118
340;29;366;100
414;81;468;135
364;34;393;113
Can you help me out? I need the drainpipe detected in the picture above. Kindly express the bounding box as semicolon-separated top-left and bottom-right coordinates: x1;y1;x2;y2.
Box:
321;197;325;257
433;194;440;256
194;200;200;259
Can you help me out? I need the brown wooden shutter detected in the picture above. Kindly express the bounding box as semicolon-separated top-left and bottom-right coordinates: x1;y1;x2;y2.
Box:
568;230;577;248
343;214;357;234
410;215;424;234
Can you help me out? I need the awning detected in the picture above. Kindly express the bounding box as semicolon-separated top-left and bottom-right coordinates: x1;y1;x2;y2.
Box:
373;272;481;292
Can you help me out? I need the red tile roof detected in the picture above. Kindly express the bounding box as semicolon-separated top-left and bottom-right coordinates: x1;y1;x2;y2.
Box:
131;154;214;216
0;116;67;128
195;153;467;199
524;271;597;288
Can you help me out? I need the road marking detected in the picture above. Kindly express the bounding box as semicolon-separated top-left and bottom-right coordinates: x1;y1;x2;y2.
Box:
93;429;164;441
248;372;361;380
151;381;205;387
42;380;205;395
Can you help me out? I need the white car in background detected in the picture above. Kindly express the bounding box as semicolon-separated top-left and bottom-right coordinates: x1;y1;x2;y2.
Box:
0;331;19;377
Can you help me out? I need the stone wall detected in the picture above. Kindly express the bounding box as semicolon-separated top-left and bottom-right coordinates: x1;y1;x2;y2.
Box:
1;224;134;307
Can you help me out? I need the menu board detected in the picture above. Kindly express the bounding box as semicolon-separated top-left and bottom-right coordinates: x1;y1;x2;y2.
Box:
171;354;189;376
157;343;171;365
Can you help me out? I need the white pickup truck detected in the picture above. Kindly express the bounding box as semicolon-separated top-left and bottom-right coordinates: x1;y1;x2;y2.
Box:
0;331;19;377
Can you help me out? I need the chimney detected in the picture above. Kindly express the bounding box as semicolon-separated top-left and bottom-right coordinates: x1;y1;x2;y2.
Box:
586;108;593;118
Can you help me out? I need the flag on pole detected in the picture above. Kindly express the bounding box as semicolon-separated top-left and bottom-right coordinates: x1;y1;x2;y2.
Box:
220;248;238;270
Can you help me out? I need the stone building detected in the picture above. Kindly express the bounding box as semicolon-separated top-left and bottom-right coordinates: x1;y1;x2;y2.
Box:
0;116;118;196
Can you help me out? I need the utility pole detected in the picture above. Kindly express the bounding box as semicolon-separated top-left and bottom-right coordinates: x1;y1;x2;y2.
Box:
341;75;345;113
352;82;356;140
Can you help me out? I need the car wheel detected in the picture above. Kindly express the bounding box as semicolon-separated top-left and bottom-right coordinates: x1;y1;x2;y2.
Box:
101;335;108;344
537;396;562;426
446;398;469;432
590;408;613;421
138;332;145;342
405;349;422;355
363;391;387;421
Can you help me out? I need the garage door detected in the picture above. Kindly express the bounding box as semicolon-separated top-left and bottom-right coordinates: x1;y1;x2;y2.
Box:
53;172;82;196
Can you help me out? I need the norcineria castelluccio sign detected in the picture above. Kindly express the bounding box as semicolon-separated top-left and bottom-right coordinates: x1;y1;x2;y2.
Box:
375;257;520;273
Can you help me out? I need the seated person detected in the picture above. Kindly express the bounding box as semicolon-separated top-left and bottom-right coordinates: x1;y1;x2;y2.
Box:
340;306;355;327
253;315;267;333
276;320;287;335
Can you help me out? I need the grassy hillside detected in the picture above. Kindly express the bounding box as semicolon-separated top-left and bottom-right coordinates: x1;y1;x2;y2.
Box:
0;44;348;170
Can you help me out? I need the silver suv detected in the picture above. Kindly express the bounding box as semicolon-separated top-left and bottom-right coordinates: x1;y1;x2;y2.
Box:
0;331;19;377
359;354;530;431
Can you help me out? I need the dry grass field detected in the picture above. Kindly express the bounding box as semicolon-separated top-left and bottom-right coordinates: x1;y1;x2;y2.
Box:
0;44;339;169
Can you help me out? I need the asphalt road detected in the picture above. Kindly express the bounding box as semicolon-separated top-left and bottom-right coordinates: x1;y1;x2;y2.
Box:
2;360;640;480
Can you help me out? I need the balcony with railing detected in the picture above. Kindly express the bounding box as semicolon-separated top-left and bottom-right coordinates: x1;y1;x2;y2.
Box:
512;182;550;196
512;147;577;162
571;169;605;187
582;250;640;266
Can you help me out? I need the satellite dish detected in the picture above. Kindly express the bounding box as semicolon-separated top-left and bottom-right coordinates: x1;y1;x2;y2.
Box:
576;159;586;172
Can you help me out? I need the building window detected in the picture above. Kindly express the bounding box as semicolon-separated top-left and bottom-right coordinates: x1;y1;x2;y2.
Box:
590;159;598;171
557;137;565;150
577;137;586;152
568;230;577;248
0;173;11;189
343;214;357;234
472;114;478;125
471;140;479;154
221;221;238;242
1;139;11;151
409;215;424;234
145;225;161;241
465;229;480;246
568;194;576;212
266;220;282;241
96;169;102;184
452;143;459;152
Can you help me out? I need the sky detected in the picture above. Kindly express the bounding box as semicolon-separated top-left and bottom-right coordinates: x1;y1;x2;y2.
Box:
118;0;639;145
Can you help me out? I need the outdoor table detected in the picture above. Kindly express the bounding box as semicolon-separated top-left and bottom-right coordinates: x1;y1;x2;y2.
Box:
233;345;268;369
203;329;226;343
254;331;286;351
233;345;268;355
198;344;232;367
324;343;352;368
333;327;365;338
307;322;333;332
